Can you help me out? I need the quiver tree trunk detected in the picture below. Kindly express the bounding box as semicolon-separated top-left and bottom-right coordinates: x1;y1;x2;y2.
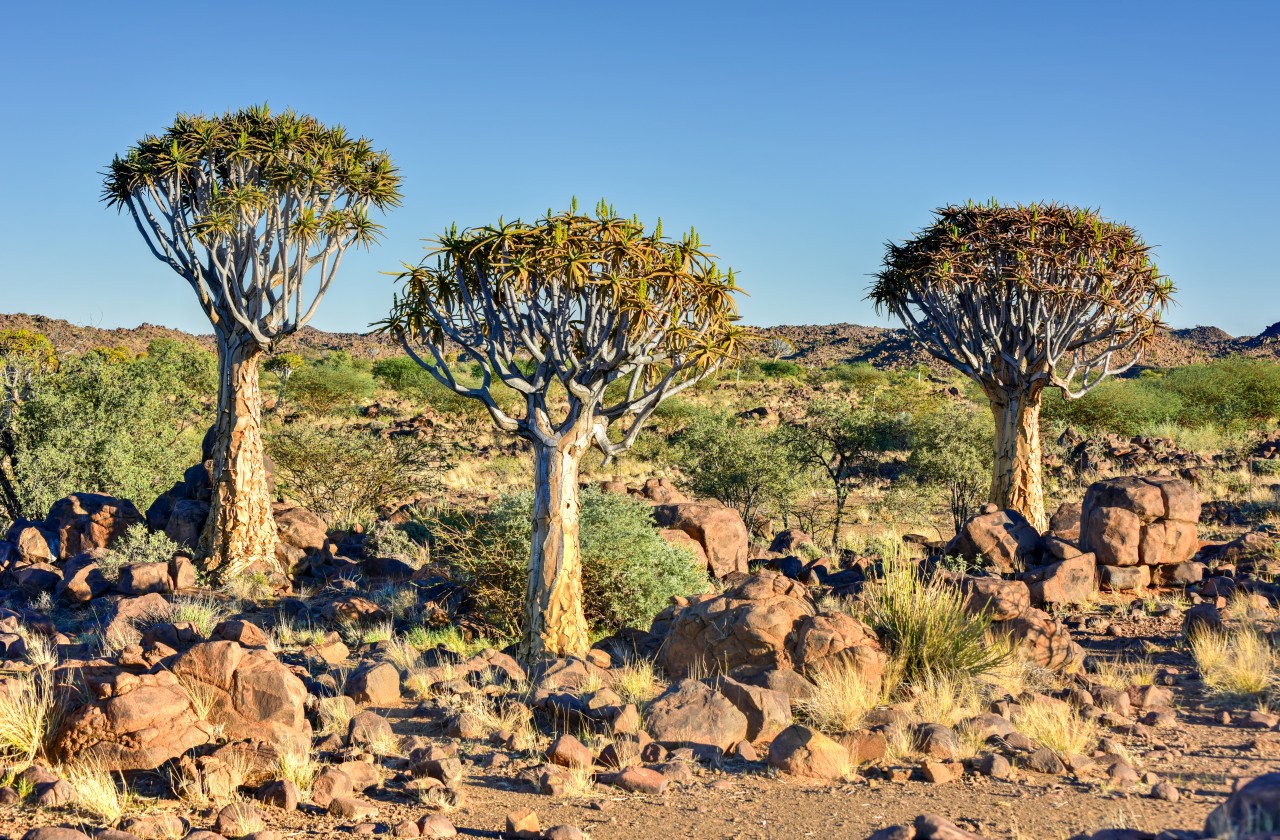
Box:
201;338;277;579
987;384;1047;532
520;428;593;660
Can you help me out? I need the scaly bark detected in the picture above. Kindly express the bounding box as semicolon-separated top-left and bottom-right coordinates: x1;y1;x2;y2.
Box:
987;384;1047;531
200;338;276;579
520;429;592;660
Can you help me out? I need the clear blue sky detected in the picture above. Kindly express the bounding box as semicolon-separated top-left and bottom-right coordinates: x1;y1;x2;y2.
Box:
1;1;1275;336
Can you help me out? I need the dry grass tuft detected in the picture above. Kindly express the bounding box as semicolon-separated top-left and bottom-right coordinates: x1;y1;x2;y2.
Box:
796;661;880;734
0;673;60;763
65;757;131;823
1191;625;1276;703
1013;699;1100;756
276;746;319;797
608;658;666;706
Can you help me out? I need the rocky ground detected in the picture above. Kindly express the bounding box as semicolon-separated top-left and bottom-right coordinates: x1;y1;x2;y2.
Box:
1;466;1279;840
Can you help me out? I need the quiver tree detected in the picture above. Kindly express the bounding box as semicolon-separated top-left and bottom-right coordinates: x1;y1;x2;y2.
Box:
383;201;742;659
869;202;1172;530
103;105;401;578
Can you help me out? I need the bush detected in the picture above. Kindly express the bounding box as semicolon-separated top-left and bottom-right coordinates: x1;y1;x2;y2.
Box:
819;362;888;392
670;411;804;529
268;424;444;527
287;356;375;414
98;523;179;581
758;359;802;378
433;489;707;636
906;402;993;535
373;355;517;417
853;557;1007;683
1042;358;1280;437
11;349;207;516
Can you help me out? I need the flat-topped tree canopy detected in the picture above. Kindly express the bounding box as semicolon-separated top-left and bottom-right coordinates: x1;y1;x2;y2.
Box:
383;200;743;454
870;201;1173;397
103;104;401;347
869;201;1174;530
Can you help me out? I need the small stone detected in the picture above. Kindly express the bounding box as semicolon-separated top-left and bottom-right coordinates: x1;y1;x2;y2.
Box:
328;796;379;820
546;734;594;770
393;820;422;837
608;766;668;794
975;752;1012;779
257;779;299;811
543;827;587;840
506;807;541;839
1152;780;1180;802
922;760;957;784
417;814;458;837
1023;747;1065;775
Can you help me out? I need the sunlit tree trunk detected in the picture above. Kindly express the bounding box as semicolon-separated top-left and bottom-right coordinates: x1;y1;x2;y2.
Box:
201;337;276;579
520;427;593;660
987;384;1046;531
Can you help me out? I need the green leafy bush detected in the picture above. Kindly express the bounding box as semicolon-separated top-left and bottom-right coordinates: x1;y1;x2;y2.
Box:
819;362;888;392
906;402;994;534
670;411;805;529
287;355;375;414
1042;358;1280;436
268;423;443;527
98;523;180;581
433;489;707;636
11;347;208;516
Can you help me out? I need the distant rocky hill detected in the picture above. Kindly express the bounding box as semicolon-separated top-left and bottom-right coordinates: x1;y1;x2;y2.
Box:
0;313;399;360
2;311;1277;371
751;321;1280;370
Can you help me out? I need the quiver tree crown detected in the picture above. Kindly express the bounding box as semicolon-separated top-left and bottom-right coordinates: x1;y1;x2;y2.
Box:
869;201;1173;398
103;104;401;348
381;199;744;451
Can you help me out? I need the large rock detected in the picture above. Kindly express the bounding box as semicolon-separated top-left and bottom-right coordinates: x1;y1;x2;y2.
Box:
4;520;57;564
767;724;849;780
1020;553;1097;606
1080;477;1200;568
274;503;328;578
652;502;749;578
712;676;791;742
51;670;213;770
995;608;1083;671
1206;772;1280;837
45;493;144;559
657;529;709;571
169;640;312;752
655;571;883;683
947;505;1042;573
644;679;748;752
959;577;1030;621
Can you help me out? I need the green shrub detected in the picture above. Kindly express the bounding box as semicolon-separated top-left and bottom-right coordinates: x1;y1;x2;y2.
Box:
670;411;805;529
432;489;707;636
853;557;1007;683
364;520;428;567
373;355;518;417
758;359;802;378
287;357;375;414
98;523;180;581
268;424;443;527
11;349;207;516
906;403;993;535
819;362;888;392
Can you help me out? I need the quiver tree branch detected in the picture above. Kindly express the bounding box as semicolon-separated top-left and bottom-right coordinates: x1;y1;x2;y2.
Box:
380;200;743;659
104;105;401;578
869;201;1173;530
